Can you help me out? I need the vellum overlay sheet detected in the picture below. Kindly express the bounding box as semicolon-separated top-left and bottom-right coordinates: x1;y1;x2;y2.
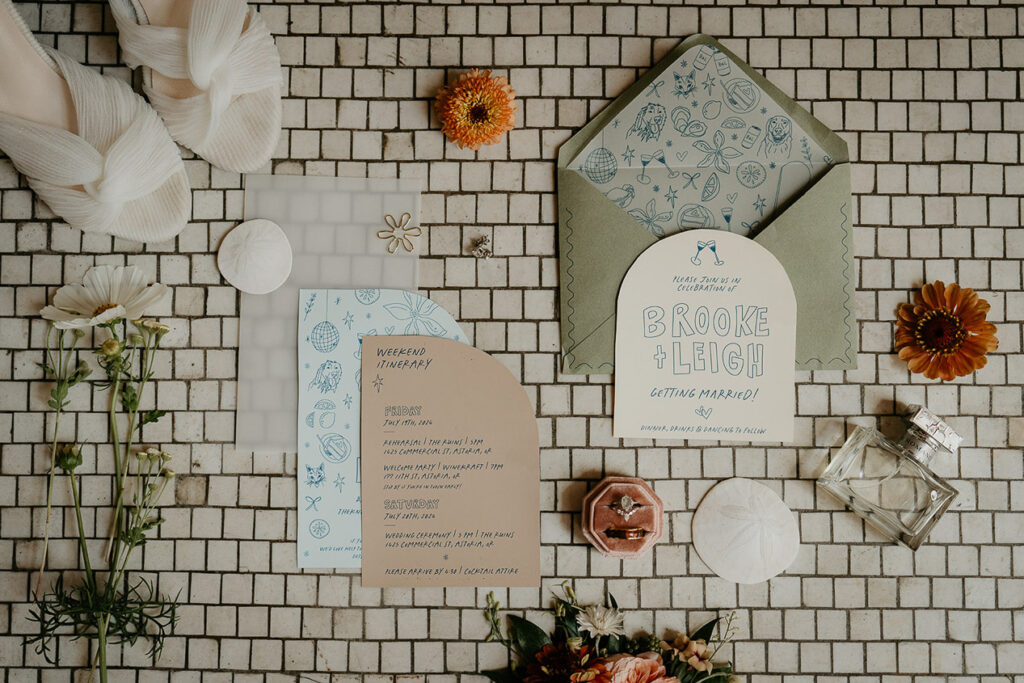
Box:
236;176;421;453
296;289;466;568
360;336;541;587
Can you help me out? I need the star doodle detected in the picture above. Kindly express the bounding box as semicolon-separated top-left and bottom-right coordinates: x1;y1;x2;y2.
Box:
621;146;636;164
760;107;768;114
664;187;678;207
679;59;688;68
652;184;660;193
372;374;384;392
612;118;620;128
702;74;716;94
753;194;767;216
342;311;354;329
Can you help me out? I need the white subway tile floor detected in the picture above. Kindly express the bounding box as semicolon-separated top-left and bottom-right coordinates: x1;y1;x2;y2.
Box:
1;1;1023;680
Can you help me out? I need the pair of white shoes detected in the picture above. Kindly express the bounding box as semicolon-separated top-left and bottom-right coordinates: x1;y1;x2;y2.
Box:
0;0;282;243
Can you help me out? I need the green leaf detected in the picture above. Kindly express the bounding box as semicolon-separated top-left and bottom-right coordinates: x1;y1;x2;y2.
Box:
140;409;166;426
607;593;618;609
606;634;622;655
691;617;720;643
47;399;60;410
508;615;550;659
482;668;520;683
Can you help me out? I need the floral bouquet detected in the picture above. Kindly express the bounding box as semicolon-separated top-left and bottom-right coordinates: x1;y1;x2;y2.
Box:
483;584;737;683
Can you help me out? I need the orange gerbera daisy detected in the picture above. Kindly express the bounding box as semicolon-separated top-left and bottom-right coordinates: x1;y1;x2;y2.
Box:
435;69;516;150
895;281;998;381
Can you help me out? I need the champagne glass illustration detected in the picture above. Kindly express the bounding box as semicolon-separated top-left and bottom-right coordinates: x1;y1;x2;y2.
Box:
653;149;679;178
636;153;653;185
691;241;708;265
707;240;725;265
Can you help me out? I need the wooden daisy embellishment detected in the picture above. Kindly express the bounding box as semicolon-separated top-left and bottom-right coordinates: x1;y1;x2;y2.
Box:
435;69;517;150
377;212;422;253
895;280;998;381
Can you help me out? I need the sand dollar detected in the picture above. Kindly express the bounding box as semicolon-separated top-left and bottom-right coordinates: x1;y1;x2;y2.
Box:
692;478;800;584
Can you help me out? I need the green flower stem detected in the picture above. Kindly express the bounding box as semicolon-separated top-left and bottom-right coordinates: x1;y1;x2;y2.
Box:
67;470;95;591
36;327;81;595
96;614;108;683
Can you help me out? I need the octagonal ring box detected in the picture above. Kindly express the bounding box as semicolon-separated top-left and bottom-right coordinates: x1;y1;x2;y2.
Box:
582;476;664;558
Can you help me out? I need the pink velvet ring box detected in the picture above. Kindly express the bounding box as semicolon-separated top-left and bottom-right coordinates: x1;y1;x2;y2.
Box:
582;476;664;558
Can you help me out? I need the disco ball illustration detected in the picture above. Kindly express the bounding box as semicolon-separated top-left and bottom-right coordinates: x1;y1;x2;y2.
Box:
310;320;339;353
583;147;618;185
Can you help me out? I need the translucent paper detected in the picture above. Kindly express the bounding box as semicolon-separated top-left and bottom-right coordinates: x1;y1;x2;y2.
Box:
235;175;420;453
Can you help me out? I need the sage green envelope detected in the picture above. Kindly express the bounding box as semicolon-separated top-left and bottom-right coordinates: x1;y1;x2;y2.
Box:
559;34;855;374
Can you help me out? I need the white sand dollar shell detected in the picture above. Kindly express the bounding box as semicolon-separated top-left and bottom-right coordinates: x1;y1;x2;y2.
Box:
217;219;293;295
692;478;800;584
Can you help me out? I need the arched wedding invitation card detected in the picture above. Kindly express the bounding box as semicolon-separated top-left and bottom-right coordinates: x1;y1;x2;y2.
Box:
614;230;796;442
359;336;540;587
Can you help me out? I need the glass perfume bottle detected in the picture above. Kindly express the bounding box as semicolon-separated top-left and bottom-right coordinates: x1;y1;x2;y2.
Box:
817;405;961;550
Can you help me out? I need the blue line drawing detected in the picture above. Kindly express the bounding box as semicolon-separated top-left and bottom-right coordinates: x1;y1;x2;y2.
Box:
693;45;714;70
308;518;330;539
721;77;760;113
701;100;722;120
318;432;351;463
354;288;381;305
583;147;618;184
628;199;674;237
314;399;336;410
678;171;701;190
677;203;716;230
690;240;725;266
605;184;635;208
694;130;742;174
670;106;707;137
721;116;746;129
627;103;667;142
695;405;713;420
701;173;720;202
672;70;696;98
664;187;678;208
736;160;767;188
702;73;716;95
384;291;449;335
621;146;636;164
310;320;339;353
304;496;321;512
753;194;767;216
758;115;793;158
645;79;665;98
309;360;343;393
303;292;317;320
305;463;326;488
333;474;345;493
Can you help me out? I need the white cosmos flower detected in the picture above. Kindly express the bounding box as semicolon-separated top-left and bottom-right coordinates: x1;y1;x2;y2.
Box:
576;604;626;638
40;265;168;330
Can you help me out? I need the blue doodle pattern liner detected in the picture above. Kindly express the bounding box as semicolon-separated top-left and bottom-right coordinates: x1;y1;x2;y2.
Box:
296;288;467;568
573;44;833;238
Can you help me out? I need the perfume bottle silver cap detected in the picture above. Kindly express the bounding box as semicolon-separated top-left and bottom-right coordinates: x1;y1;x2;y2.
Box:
904;404;962;454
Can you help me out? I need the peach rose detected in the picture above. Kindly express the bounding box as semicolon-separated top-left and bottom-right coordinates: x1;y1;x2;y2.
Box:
594;653;679;683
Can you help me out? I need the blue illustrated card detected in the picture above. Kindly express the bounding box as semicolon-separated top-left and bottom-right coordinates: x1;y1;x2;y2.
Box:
296;289;467;568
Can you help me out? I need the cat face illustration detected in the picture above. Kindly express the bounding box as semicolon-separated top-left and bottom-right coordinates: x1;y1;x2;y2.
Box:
305;463;326;488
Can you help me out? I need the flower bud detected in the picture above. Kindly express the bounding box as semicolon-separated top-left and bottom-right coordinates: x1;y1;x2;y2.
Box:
99;338;122;358
128;334;144;346
72;329;86;339
162;469;175;480
55;443;82;472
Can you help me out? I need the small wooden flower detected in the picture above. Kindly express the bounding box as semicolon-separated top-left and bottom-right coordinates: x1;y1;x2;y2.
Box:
435;69;517;150
895;280;998;381
377;212;422;253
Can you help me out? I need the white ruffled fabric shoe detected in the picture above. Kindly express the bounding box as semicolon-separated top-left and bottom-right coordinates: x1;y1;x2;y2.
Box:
108;0;283;173
0;0;190;242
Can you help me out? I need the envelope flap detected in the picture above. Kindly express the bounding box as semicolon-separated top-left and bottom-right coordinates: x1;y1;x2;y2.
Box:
559;34;849;170
754;163;856;369
559;169;657;373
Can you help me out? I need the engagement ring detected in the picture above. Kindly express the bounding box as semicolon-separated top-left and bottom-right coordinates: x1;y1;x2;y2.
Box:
610;494;643;520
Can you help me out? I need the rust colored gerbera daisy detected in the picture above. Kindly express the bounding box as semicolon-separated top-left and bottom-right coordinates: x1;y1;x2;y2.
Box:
435;69;516;150
895;281;998;381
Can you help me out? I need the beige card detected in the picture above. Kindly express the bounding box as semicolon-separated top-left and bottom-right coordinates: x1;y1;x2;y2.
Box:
360;336;540;587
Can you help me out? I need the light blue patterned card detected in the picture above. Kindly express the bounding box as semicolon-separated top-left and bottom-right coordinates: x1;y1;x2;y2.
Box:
296;288;466;568
573;43;833;237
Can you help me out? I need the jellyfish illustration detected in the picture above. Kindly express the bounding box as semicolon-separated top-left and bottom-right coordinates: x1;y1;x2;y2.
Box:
309;360;343;393
758;115;793;158
627;103;667;143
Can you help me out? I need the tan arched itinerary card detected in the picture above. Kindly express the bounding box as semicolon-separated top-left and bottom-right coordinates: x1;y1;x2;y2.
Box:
360;336;540;587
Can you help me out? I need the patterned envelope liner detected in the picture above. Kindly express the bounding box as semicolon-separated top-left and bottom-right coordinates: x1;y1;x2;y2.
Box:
574;43;834;238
